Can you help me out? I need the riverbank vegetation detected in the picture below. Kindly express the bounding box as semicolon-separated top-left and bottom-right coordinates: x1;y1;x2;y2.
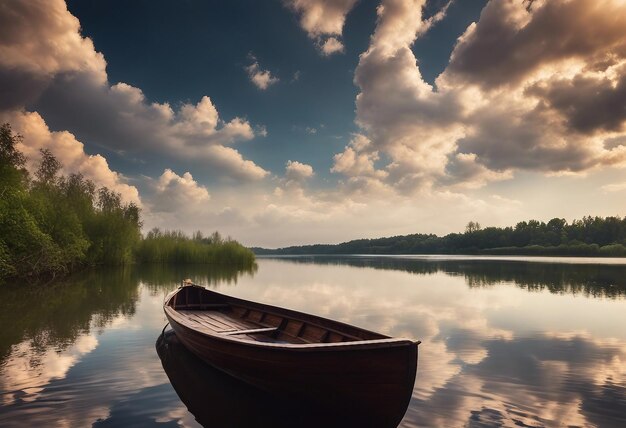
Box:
0;123;254;282
254;217;626;257
137;229;255;268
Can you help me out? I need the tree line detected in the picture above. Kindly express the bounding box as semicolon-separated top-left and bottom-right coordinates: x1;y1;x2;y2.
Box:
0;123;255;282
253;217;626;257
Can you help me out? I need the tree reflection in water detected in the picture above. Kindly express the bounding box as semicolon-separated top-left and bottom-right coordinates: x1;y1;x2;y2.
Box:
271;255;626;298
0;263;256;411
0;257;624;427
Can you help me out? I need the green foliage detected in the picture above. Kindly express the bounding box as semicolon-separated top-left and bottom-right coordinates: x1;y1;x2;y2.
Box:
0;127;137;280
136;228;255;268
0;126;66;279
0;123;26;171
34;148;61;185
86;188;142;265
0;122;255;283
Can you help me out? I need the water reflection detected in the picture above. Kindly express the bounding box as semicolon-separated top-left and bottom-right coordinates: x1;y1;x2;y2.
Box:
0;263;255;425
0;257;625;427
268;255;626;298
406;333;626;427
136;263;257;290
0;264;256;363
228;258;626;427
0;268;139;407
157;329;397;427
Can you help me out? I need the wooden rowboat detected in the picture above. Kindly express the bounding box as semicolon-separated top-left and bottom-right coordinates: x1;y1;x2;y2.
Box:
157;330;354;427
163;282;420;427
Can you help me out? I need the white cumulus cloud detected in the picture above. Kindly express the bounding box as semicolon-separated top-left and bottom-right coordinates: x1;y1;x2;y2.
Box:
283;0;358;56
149;169;210;213
245;56;279;90
285;160;315;182
1;109;140;204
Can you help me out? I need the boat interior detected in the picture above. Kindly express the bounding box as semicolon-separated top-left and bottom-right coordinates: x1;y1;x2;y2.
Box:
167;285;387;345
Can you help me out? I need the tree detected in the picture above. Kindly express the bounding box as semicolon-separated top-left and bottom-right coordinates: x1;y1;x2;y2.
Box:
210;231;223;244
0;124;63;279
0;123;28;195
0;123;26;169
465;221;482;233
35;148;61;185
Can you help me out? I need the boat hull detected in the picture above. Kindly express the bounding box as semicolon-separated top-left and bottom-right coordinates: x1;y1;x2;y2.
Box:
164;285;419;427
157;330;349;427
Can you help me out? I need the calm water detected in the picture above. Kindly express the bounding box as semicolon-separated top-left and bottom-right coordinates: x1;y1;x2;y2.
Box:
1;256;625;427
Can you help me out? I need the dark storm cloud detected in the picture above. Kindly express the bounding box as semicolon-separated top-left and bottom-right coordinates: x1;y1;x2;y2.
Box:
528;68;626;134
457;105;602;173
437;1;626;178
0;0;106;111
0;69;49;112
445;0;626;90
33;73;154;151
0;0;268;182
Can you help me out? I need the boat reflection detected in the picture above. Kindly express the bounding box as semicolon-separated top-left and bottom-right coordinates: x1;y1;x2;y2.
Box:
156;329;411;428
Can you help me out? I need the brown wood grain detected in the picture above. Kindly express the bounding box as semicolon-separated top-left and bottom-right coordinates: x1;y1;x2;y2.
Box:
163;284;419;427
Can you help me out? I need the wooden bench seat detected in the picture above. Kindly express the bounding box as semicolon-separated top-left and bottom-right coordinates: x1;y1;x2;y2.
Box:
221;327;278;336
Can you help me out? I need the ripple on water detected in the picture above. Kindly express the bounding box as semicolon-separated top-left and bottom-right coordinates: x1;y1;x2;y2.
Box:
0;259;625;427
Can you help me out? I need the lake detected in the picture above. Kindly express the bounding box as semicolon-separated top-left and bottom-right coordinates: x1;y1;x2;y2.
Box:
1;256;625;427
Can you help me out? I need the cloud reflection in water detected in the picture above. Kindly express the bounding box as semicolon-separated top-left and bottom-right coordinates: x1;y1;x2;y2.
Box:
0;257;624;427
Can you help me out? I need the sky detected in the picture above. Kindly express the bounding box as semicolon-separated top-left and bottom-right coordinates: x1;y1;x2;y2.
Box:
1;0;626;248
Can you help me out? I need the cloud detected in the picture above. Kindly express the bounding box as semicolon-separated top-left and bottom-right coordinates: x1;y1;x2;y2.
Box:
443;152;513;190
245;56;279;90
140;172;527;248
456;96;613;173
369;0;450;55
269;161;316;211
0;0;268;182
0;0;106;79
148;169;210;213
444;0;626;90
445;0;626;174
0;110;140;204
32;75;267;180
347;0;463;194
601;182;626;193
0;0;105;112
283;0;358;56
331;134;387;180
5;0;626;247
336;0;626;195
285;160;315;182
527;67;626;134
319;36;345;55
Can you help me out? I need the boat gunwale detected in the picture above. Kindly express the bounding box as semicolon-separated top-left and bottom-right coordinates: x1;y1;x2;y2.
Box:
164;286;420;350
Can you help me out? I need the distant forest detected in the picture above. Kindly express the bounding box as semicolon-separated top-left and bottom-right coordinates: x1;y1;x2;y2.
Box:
253;217;626;257
0;123;254;282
